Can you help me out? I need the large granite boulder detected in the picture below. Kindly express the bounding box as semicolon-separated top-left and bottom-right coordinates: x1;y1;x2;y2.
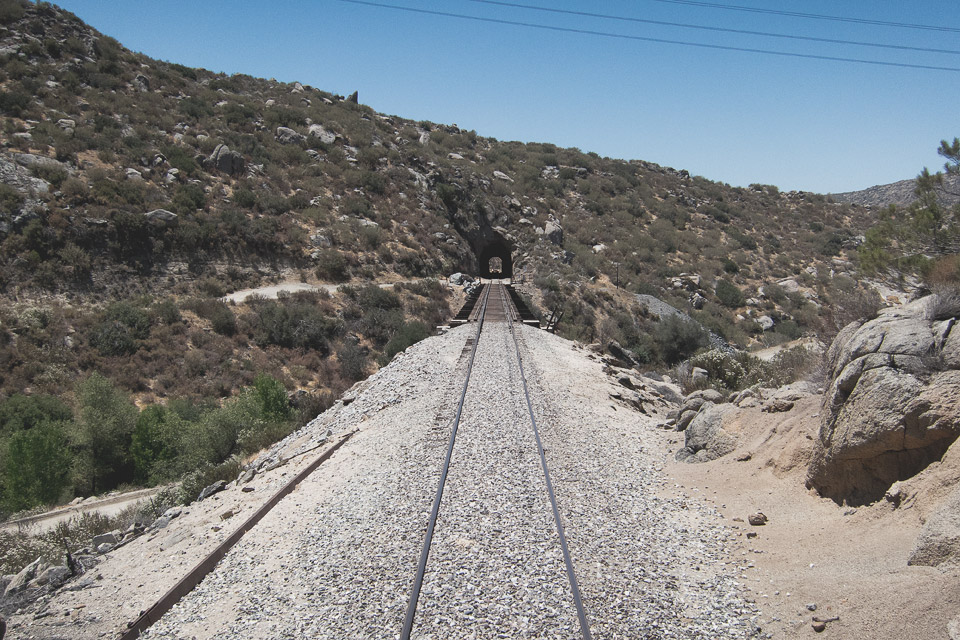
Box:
675;402;738;462
807;294;960;504
204;144;245;176
308;124;337;144
541;219;563;245
276;126;305;145
4;557;41;597
909;485;960;568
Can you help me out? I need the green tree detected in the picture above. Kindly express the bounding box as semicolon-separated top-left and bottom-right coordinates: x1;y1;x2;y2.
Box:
2;422;72;511
252;373;291;421
72;374;138;495
0;394;74;513
0;394;73;433
860;137;960;273
130;405;184;484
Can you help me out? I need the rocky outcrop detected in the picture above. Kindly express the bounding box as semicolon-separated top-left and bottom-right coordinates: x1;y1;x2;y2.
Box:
203;143;245;176
670;389;724;431
144;208;178;224
541;219;563;245
807;295;960;504
4;557;41;597
275;126;305;145
0;154;51;194
308;123;337;144
675;401;738;462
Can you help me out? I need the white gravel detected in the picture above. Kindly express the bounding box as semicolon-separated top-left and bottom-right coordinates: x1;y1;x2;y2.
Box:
410;323;581;638
519;327;760;638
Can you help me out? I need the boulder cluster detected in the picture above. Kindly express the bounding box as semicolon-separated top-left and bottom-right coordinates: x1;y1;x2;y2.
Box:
667;292;960;568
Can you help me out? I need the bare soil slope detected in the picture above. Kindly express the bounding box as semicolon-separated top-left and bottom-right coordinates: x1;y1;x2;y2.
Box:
664;396;960;638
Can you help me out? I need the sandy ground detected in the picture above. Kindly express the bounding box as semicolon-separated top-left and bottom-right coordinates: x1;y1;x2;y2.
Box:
222;282;338;303
221;278;436;304
661;396;960;639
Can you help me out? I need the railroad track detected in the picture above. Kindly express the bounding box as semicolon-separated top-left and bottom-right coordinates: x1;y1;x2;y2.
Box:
119;281;590;639
401;281;592;639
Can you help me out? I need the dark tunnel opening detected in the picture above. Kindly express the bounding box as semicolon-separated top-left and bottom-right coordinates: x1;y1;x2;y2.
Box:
477;240;513;279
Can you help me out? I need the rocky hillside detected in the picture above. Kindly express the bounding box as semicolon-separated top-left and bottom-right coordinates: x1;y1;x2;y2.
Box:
0;1;877;317
830;172;960;208
0;0;891;515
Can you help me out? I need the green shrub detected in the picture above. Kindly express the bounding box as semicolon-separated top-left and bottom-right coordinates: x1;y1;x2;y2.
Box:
351;284;401;311
337;340;369;382
172;183;206;215
728;228;758;250
89;321;138;356
0;183;24;213
715;278;745;308
162;145;198;175
152;299;182;325
688;348;749;389
251;299;341;351
196;278;226;297
382;321;430;363
653;315;709;365
104;301;151;339
0;1;25;23
179;95;212;120
774;318;802;340
209;303;237;336
763;283;787;304
0;90;30;116
315;249;349;281
177;459;242;505
233;187;256;208
30;164;68;189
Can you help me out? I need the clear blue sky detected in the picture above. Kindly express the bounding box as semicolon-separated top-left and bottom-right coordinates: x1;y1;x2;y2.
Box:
48;1;960;194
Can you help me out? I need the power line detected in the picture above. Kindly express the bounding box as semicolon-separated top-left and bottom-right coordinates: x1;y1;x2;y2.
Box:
647;0;960;34
468;0;960;56
336;0;960;72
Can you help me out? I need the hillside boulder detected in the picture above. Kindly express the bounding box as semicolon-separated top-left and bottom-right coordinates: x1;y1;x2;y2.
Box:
276;126;305;145
807;295;960;504
4;557;41;597
204;144;245;176
308;124;337;144
675;402;738;462
144;208;177;224
540;220;563;245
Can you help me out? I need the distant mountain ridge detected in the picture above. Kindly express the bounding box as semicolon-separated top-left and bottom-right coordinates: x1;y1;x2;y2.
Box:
831;173;960;208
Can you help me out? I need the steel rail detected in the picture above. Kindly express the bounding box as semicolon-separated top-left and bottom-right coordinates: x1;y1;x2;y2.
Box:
400;283;492;639
117;430;356;639
501;284;594;640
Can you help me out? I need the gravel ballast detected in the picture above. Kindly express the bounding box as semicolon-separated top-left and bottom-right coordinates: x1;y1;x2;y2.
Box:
9;321;759;639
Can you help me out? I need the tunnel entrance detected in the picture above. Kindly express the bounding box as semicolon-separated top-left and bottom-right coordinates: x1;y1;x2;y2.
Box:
477;239;513;279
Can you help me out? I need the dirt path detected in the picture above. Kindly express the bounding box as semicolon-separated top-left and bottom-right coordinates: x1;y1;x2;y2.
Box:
1;487;165;534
